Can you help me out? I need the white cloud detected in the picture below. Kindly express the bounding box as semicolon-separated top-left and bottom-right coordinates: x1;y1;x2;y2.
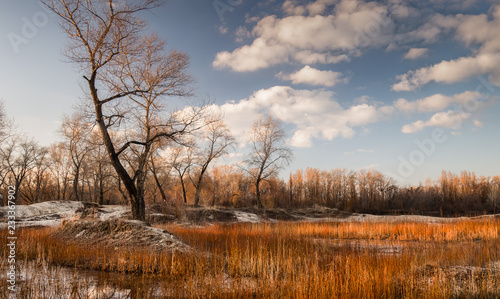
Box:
213;38;291;72
393;5;500;91
277;65;348;87
210;86;394;147
473;120;483;127
214;0;474;73
394;91;482;113
401;111;470;133
396;90;487;133
213;0;394;72
392;53;500;91
403;48;429;60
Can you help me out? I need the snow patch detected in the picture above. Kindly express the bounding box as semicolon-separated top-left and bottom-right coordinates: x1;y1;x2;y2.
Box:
0;201;84;228
233;211;261;223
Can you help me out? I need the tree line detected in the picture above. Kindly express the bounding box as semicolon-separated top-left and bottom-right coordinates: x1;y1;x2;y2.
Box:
1;100;499;216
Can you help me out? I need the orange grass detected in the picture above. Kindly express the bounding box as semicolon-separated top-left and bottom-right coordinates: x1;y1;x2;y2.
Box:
1;218;500;298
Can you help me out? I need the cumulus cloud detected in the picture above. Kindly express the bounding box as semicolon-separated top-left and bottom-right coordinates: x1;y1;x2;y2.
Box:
403;48;429;60
394;91;482;113
393;5;500;91
209;86;395;147
213;0;394;72
214;0;469;73
396;90;487;133
392;53;500;91
401;111;471;133
277;65;348;87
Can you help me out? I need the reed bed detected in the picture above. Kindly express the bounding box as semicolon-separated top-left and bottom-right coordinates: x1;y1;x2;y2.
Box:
1;217;500;298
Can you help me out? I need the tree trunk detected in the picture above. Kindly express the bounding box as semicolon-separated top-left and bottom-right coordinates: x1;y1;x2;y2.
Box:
98;168;104;205
73;167;80;201
150;158;167;202
92;82;145;221
180;177;187;204
131;192;146;221
193;187;202;207
193;167;207;207
152;171;167;202
255;178;264;209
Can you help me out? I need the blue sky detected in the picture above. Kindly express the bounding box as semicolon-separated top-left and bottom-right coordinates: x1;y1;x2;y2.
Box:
1;0;499;185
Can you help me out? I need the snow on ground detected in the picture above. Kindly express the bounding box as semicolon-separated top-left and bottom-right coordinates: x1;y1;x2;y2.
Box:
233;211;261;223
54;218;192;252
2;201;84;219
97;205;130;221
0;201;131;229
0;201;84;228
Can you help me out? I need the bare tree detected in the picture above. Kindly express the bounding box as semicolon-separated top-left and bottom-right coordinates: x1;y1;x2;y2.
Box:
0;137;45;203
0;101;9;204
148;142;172;202
44;0;204;220
244;115;293;209
23;147;50;204
60;112;93;201
489;176;500;213
190;118;235;207
48;142;73;201
167;145;193;204
86;129;114;204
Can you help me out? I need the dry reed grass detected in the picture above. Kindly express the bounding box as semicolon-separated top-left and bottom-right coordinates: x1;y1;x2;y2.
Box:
1;218;499;298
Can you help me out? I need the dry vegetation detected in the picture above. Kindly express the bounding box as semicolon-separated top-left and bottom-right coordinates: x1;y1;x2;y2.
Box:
1;217;500;298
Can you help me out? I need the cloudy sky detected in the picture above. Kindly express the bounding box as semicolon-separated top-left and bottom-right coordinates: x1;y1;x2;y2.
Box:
1;0;499;185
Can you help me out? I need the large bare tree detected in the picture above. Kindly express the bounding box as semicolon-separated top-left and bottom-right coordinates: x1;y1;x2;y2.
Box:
244;115;293;208
44;0;203;220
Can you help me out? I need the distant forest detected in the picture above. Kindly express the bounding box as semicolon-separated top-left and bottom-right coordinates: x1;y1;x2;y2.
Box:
1;115;499;217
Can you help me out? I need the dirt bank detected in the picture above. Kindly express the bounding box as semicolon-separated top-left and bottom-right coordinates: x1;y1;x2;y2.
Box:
52;218;191;252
